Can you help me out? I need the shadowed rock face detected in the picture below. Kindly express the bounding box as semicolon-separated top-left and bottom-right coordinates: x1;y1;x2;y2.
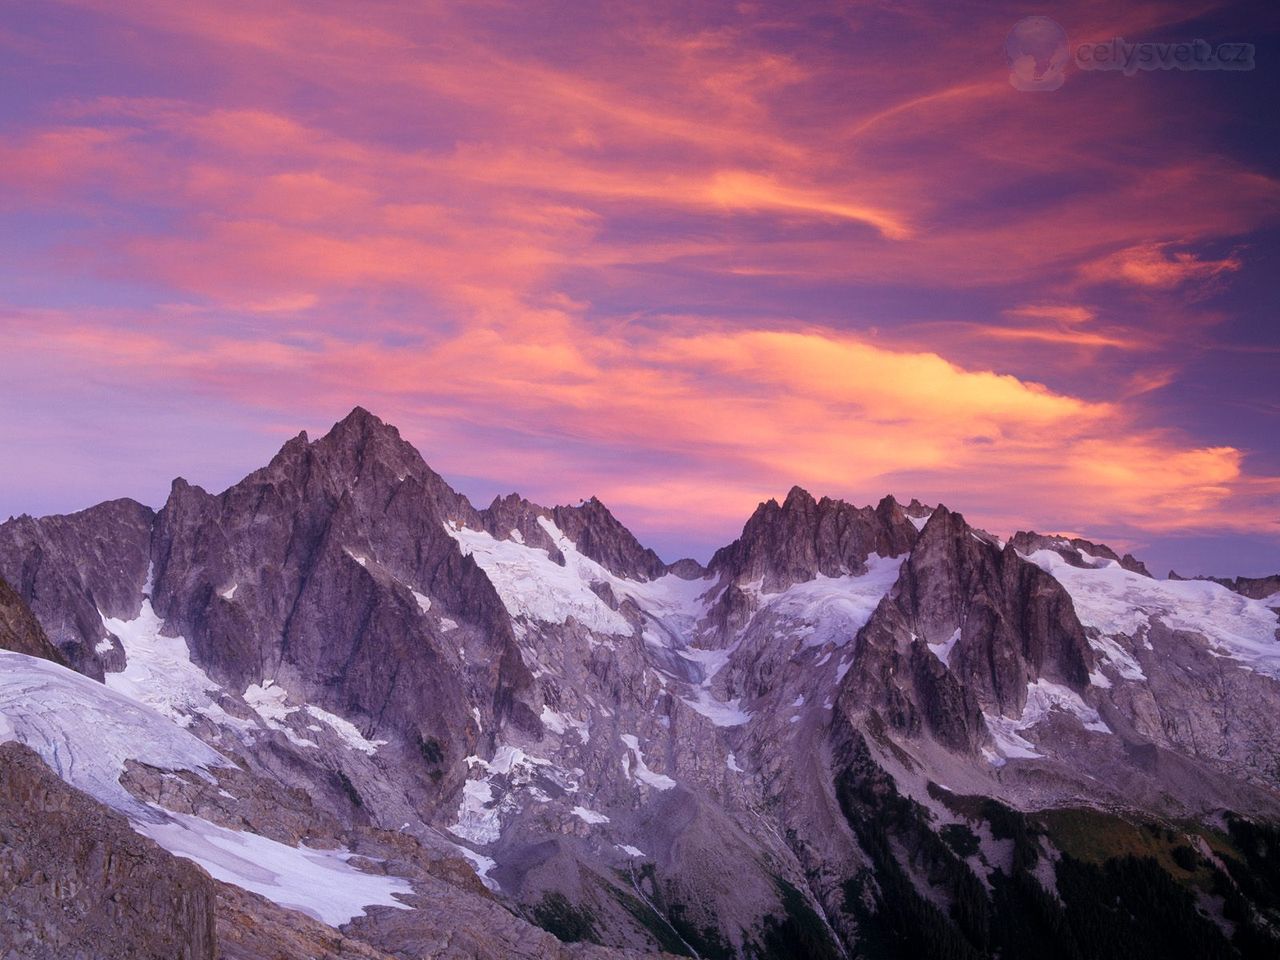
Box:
149;406;538;765
0;498;154;678
0;741;217;960
0;576;66;666
709;487;918;592
1225;574;1280;600
848;507;1095;751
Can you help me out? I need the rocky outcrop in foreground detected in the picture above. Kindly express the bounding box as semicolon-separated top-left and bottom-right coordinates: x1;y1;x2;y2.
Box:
0;741;216;959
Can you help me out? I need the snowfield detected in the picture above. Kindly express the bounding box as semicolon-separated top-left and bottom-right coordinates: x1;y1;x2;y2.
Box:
102;598;251;732
1025;550;1280;679
0;650;227;816
752;553;905;649
444;518;633;633
0;651;410;927
136;810;412;925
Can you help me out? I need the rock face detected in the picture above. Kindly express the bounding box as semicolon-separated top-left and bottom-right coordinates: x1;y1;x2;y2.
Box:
148;407;537;784
850;508;1096;751
2;407;1280;960
0;741;216;960
1223;573;1280;600
709;487;917;592
0;576;65;665
0;498;154;678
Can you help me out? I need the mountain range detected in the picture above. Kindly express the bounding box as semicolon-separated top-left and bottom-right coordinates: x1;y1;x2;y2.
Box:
1;407;1279;959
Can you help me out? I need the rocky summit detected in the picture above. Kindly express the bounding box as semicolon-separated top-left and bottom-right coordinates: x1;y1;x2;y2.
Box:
1;408;1279;959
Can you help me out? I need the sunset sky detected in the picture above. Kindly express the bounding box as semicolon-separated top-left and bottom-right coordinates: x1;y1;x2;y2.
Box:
1;0;1277;576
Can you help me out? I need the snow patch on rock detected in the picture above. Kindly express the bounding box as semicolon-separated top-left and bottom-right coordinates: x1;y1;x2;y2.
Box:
136;810;411;925
304;704;387;756
571;805;610;824
411;589;432;614
450;779;500;844
243;681;318;749
102;600;248;732
680;687;751;727
929;628;961;667
620;734;676;790
982;677;1110;766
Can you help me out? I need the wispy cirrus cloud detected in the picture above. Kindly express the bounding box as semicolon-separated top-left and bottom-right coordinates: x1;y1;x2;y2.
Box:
1080;241;1244;291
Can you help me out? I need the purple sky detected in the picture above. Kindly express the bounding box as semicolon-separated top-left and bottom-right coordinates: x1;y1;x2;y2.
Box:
1;0;1277;576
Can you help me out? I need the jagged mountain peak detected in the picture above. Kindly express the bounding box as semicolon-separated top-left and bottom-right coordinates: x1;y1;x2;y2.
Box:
336;403;383;427
913;504;1010;551
193;408;482;530
844;501;1098;757
477;490;667;581
549;495;666;581
916;499;956;528
711;488;919;591
314;406;427;469
782;483;817;508
322;404;408;449
903;496;933;516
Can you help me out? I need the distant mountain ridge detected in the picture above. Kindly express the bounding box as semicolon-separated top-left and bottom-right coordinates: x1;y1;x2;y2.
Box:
1;407;1278;959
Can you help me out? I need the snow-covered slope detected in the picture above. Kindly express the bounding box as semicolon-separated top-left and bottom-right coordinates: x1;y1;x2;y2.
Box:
135;811;411;926
1026;549;1280;678
0;649;412;930
0;650;226;816
102;597;252;731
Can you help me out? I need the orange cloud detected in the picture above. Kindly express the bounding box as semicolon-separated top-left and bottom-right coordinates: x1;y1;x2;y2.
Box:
2;0;1278;561
3;304;1272;542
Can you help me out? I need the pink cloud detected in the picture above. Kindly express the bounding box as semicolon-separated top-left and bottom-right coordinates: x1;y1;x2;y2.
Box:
1;0;1277;559
1080;241;1244;291
2;304;1272;543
